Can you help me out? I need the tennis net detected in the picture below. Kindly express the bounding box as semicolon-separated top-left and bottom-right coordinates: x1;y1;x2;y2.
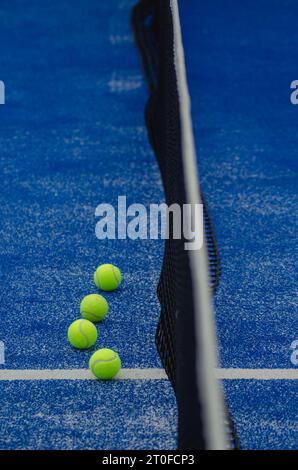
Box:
132;0;239;450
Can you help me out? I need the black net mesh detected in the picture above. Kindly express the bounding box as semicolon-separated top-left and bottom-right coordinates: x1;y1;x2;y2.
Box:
132;0;239;450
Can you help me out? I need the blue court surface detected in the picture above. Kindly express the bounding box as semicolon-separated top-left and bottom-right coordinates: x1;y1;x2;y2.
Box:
180;0;298;450
0;0;297;450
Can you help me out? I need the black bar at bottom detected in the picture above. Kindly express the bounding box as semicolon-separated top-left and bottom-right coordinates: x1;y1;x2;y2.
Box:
0;450;296;465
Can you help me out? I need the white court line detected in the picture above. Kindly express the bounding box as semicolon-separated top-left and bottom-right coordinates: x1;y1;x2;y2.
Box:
218;368;298;380
0;368;167;381
0;368;297;381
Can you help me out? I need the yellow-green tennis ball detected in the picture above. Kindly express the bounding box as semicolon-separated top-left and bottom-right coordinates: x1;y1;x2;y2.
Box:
89;348;121;380
80;294;108;323
94;264;122;291
67;319;97;349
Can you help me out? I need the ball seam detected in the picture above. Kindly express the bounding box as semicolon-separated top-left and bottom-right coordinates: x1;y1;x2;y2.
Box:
78;320;91;348
95;270;102;289
90;355;119;376
81;310;101;321
112;266;120;285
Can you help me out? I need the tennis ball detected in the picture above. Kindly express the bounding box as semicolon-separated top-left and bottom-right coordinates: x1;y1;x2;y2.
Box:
89;348;121;380
80;294;108;322
68;319;97;349
94;264;122;291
